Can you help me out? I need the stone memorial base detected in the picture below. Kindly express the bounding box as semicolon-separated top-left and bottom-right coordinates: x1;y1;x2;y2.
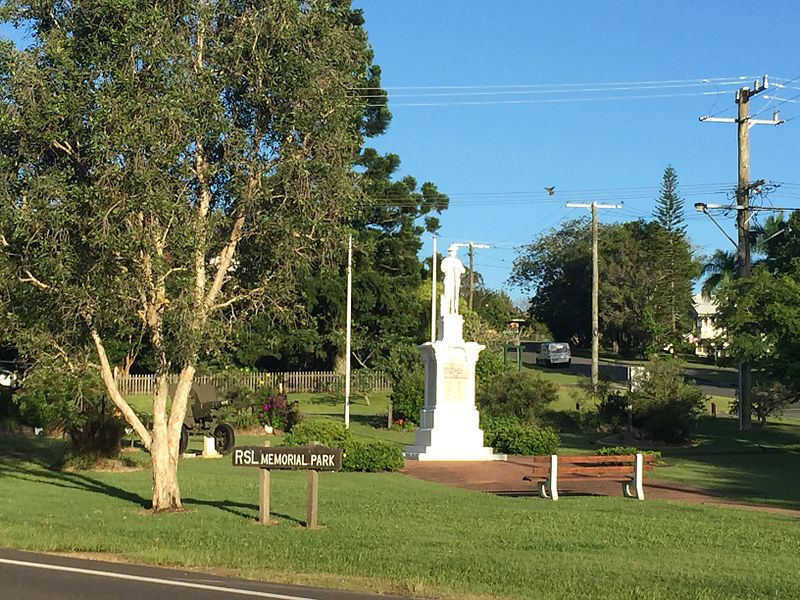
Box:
405;314;506;462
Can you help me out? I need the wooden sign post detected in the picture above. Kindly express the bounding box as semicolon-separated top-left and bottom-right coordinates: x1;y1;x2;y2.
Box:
232;444;342;529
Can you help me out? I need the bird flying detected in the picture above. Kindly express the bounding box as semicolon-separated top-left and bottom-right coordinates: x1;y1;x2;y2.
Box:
545;186;556;196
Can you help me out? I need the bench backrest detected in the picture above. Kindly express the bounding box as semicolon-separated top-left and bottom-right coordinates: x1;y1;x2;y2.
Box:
530;454;656;476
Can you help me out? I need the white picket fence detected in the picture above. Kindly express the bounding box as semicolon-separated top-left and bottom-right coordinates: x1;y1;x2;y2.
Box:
117;370;392;396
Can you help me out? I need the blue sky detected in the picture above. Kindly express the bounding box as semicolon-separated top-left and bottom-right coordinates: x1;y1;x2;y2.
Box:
3;2;799;303
354;0;800;300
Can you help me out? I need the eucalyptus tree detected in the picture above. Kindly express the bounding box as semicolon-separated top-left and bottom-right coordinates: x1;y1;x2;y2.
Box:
0;0;387;510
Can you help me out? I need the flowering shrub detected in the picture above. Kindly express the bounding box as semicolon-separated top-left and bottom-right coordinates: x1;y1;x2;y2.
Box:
256;391;301;432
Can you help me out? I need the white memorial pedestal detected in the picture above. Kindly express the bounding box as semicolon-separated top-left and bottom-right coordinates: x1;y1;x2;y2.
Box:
405;314;506;462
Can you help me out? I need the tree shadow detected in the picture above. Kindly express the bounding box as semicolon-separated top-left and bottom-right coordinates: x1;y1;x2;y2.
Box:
0;437;311;519
0;459;150;508
348;413;390;429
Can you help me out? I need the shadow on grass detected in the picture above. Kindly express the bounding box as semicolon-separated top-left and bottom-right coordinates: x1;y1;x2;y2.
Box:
0;435;306;518
181;496;303;525
655;417;800;507
0;456;150;508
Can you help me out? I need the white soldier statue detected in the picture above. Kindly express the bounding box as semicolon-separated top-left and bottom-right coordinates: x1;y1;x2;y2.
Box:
440;244;466;315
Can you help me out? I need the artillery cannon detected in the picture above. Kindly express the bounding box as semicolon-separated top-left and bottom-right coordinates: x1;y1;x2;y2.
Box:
171;383;236;455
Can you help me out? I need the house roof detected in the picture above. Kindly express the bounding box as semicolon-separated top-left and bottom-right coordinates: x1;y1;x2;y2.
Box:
692;293;718;317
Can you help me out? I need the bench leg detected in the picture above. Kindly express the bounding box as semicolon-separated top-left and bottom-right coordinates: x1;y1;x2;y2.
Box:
537;455;559;500
622;453;645;500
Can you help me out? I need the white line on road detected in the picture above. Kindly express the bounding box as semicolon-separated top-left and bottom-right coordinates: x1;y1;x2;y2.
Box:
0;557;323;600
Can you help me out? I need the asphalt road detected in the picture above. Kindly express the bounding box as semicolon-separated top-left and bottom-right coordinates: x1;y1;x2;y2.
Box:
521;353;737;398
0;548;412;600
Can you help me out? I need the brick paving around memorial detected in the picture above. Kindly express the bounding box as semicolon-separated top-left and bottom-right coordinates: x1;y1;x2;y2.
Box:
401;456;800;518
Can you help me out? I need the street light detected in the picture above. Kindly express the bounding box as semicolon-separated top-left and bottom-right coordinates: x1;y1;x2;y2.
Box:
693;202;740;249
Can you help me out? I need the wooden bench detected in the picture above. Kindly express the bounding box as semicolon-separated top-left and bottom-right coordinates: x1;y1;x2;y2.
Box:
523;454;656;501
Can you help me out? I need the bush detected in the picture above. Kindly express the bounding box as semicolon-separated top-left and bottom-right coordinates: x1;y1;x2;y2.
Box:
477;369;558;423
283;420;402;472
254;390;301;431
342;439;404;472
222;384;255;410
597;392;630;431
482;418;560;455
283;419;349;447
214;403;260;430
15;365;126;457
390;369;424;425
475;348;511;388
630;357;706;443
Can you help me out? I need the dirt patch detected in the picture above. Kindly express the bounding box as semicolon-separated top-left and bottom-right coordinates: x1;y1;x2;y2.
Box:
63;457;143;473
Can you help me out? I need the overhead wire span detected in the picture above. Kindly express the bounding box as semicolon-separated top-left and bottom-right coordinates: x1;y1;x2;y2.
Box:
350;76;753;92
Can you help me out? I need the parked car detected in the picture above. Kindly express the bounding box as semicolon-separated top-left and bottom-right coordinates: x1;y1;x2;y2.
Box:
0;360;29;389
535;342;571;367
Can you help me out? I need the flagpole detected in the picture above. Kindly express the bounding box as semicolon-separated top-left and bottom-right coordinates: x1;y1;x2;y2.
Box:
345;234;353;428
431;236;437;343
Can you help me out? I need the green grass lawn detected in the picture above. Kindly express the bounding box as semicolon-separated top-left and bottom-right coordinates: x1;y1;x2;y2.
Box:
4;381;799;599
1;433;799;600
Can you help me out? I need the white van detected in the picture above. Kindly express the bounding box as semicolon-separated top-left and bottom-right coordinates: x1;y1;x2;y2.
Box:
536;342;571;367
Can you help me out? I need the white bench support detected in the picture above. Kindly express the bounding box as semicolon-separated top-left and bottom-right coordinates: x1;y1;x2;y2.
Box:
537;454;559;501
622;453;645;500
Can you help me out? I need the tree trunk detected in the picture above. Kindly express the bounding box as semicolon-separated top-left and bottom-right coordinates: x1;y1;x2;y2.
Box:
149;370;191;511
150;422;181;510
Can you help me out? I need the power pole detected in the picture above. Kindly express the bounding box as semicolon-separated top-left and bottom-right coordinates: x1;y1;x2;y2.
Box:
699;74;781;431
566;202;622;392
454;242;490;310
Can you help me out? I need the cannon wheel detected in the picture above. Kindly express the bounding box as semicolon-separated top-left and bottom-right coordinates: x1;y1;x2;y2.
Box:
213;423;235;454
179;425;189;455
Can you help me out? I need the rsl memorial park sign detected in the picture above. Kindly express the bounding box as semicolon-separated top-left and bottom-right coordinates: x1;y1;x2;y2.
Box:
232;445;342;470
232;444;342;528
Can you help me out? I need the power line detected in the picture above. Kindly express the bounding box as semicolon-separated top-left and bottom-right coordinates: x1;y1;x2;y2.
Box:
362;90;728;108
351;76;754;92
356;81;749;100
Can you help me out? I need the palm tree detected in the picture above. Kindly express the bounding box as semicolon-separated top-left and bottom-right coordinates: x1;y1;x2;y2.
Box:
700;250;736;299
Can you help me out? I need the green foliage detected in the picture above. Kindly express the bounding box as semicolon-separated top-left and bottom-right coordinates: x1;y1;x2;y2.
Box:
15;365;125;457
596;446;662;460
477;369;558;423
0;0;392;507
222;385;256;410
389;368;424;425
629;358;706;443
511;218;592;345
471;288;519;331
282;419;401;471
213;403;260;431
475;348;512;388
341;439;404;472
652;166;686;234
648;166;698;352
482;417;560;455
512;178;698;356
283;419;349;448
596;392;630;432
717;267;800;388
254;391;301;431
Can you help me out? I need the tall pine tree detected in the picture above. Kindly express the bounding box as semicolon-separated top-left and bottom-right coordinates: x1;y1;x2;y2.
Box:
651;166;697;351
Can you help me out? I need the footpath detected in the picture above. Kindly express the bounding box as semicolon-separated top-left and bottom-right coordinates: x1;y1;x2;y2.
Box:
401;456;800;518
